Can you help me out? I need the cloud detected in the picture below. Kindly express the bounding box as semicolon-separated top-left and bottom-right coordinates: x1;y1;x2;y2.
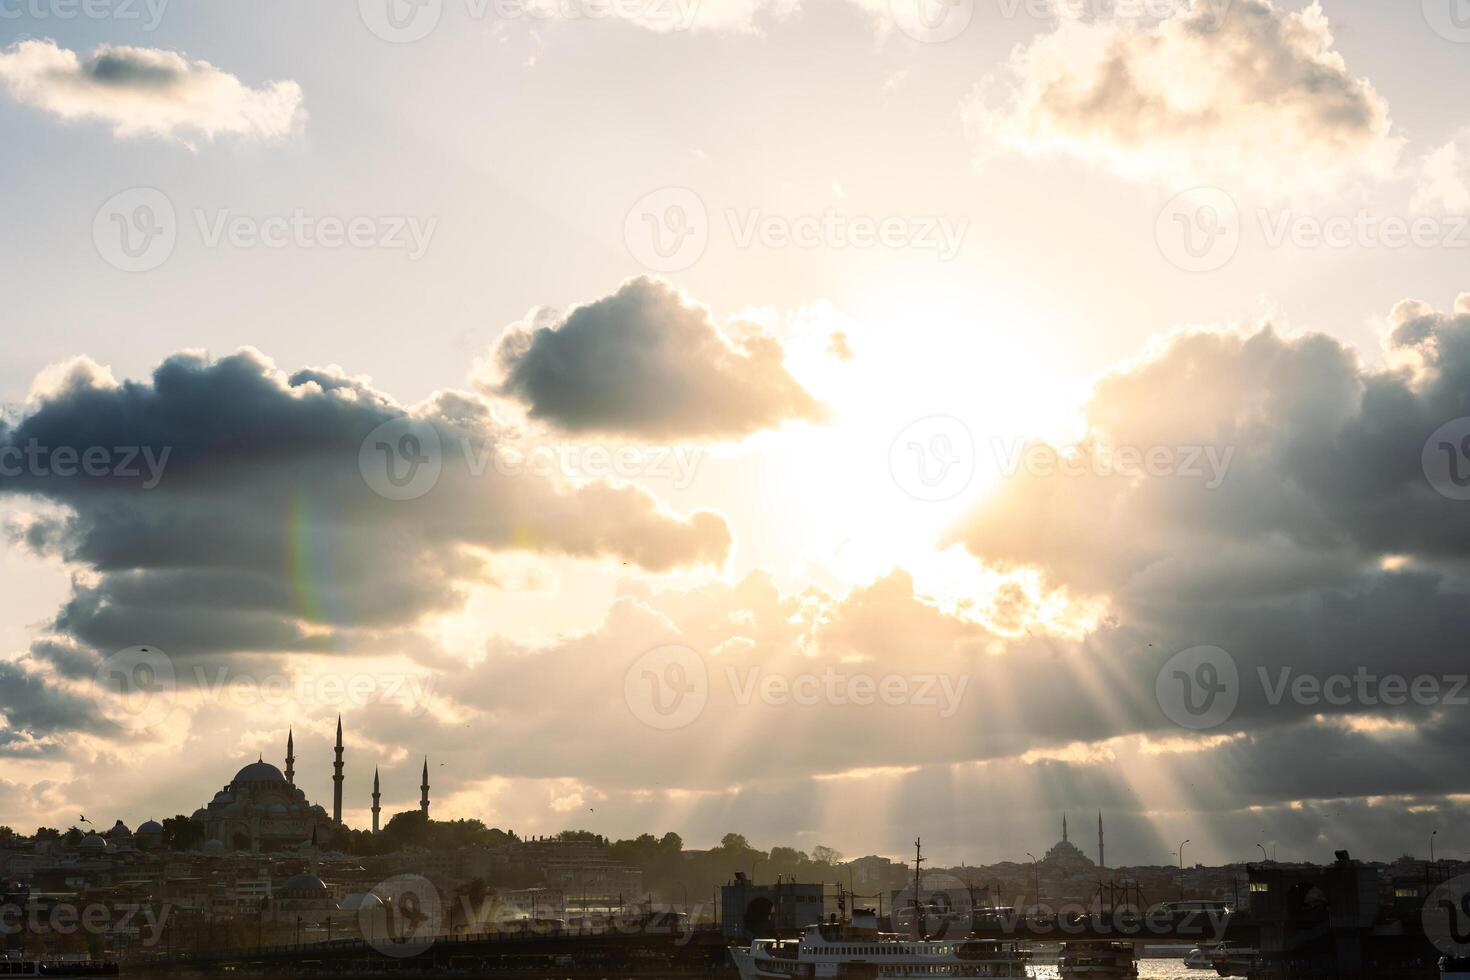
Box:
1414;133;1470;214
0;39;303;144
486;277;823;440
0;348;729;692
965;0;1401;194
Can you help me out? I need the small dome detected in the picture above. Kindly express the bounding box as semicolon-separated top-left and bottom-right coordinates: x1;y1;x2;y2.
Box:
310;804;327;816
222;802;245;816
281;873;328;895
190;809;208;822
267;803;288;816
78;833;108;851
233;761;287;784
106;820;132;839
137;820;163;834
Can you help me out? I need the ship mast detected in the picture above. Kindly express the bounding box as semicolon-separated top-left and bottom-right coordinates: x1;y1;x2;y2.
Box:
912;837;926;940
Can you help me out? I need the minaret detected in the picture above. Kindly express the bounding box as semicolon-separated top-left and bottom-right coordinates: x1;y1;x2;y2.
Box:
1098;812;1105;873
1062;814;1068;844
420;757;430;818
285;728;295;787
332;715;344;825
372;768;382;835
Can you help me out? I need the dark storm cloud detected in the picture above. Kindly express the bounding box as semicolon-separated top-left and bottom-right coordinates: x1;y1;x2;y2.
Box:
0;348;729;716
488;277;823;439
0;660;106;755
954;297;1470;743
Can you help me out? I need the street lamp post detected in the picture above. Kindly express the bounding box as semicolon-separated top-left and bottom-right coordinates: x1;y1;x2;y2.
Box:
1257;843;1268;864
1178;841;1191;902
1025;853;1039;911
1431;830;1439;865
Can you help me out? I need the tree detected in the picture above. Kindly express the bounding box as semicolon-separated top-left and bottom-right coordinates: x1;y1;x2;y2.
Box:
812;845;843;866
162;815;206;851
34;827;60;841
720;833;751;851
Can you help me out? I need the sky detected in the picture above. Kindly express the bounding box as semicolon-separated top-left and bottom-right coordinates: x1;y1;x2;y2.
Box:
2;0;1470;868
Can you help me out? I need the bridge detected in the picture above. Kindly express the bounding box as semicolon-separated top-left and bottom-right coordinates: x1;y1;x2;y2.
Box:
124;923;733;978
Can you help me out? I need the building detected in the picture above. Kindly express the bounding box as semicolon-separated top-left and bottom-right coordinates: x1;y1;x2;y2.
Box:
190;758;332;853
188;719;433;851
721;873;830;941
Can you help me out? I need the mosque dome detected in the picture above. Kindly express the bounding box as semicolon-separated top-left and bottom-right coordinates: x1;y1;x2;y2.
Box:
78;833;108;851
137;819;163;834
233;760;287;784
267;803;288;817
190;809;208;821
106;820;132;839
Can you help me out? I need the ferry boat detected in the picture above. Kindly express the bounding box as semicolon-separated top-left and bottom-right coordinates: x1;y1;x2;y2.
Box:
1056;941;1137;979
730;910;1032;980
0;962;120;978
732;839;1030;980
